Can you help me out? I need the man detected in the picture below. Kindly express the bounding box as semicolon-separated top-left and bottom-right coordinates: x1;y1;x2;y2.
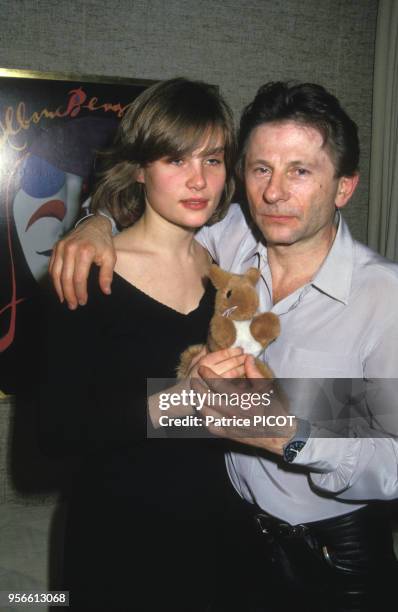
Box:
49;82;398;611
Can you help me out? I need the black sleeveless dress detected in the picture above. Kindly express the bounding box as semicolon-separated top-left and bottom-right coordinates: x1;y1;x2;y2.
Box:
40;269;243;611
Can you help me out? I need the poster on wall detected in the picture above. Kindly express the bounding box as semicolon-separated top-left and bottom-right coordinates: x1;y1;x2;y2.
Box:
0;69;154;393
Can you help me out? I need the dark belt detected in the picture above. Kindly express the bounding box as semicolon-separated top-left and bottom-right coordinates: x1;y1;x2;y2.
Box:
254;511;310;539
251;504;372;540
252;509;348;573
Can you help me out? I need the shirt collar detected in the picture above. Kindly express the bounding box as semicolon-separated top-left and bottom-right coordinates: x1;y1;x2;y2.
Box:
249;211;355;305
311;212;354;305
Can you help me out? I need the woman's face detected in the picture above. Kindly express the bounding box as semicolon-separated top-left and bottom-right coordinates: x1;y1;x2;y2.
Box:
136;132;226;229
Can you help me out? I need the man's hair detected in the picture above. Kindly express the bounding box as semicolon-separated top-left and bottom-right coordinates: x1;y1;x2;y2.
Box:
91;78;236;228
237;81;359;178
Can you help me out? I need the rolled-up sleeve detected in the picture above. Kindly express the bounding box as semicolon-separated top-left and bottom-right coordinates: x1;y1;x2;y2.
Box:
294;311;398;500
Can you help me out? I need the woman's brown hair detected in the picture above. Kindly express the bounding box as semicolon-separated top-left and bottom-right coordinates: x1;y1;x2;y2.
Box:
91;78;236;228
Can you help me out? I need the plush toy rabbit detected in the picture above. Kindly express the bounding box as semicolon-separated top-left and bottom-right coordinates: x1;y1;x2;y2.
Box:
177;265;280;378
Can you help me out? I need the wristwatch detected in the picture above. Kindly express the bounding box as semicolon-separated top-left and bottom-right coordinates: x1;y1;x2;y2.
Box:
282;418;311;463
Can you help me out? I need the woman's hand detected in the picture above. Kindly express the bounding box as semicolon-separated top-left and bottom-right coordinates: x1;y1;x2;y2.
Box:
148;348;246;428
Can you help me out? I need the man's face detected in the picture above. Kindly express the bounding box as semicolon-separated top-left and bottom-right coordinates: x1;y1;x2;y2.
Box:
244;121;354;250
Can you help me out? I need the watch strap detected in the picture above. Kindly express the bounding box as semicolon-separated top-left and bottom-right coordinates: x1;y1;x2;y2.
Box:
283;417;311;463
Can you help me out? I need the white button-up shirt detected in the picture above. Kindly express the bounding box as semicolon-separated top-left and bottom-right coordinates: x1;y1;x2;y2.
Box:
197;204;398;524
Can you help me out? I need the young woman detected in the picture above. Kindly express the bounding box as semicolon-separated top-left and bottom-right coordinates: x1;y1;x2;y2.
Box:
39;78;248;611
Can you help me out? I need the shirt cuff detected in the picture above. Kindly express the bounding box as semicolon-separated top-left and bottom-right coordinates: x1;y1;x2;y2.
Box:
292;436;359;472
75;210;119;236
292;436;378;495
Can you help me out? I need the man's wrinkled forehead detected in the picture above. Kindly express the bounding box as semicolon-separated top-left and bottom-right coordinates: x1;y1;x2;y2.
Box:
245;119;338;171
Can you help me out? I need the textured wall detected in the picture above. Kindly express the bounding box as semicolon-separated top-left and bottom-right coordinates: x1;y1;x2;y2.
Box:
0;0;377;241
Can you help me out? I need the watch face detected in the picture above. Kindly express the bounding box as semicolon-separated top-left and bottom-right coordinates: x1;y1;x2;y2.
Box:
283;440;306;463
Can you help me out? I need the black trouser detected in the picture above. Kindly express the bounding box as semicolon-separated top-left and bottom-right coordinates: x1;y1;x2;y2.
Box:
244;502;398;612
61;486;398;611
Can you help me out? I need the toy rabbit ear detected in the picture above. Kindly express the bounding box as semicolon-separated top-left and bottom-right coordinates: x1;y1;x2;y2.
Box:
245;267;261;286
209;264;233;289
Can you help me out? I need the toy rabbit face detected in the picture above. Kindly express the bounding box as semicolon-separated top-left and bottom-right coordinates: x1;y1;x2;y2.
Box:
209;265;261;321
177;264;279;379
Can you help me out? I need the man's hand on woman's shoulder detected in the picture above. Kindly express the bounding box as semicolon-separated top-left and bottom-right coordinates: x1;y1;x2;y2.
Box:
49;214;116;309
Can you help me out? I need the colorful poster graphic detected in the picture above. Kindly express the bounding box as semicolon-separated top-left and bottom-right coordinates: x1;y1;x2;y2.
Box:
0;71;152;392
